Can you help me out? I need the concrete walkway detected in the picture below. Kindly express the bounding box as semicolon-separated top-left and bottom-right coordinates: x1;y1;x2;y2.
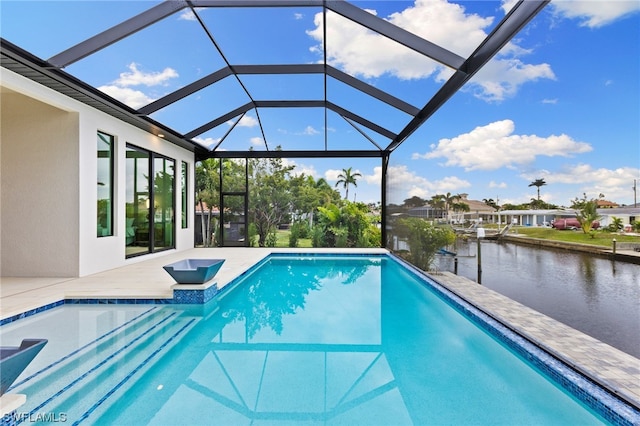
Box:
1;247;638;411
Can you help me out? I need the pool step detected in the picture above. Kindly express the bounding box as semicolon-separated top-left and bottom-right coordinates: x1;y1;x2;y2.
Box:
10;309;197;424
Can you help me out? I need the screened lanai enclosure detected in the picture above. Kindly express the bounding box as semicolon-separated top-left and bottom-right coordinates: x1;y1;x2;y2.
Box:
1;0;549;252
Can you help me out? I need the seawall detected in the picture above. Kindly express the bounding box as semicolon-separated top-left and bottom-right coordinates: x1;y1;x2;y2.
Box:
500;234;640;265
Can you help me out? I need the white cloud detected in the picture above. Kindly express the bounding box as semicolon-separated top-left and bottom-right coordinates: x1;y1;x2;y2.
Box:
542;98;558;104
193;136;221;149
489;181;508;189
283;159;318;177
544;164;640;201
413;119;592;171
98;63;179;108
97;85;155;109
278;125;321;136
551;1;640;28
178;10;196;21
468;58;556;102
294;13;304;20
372;165;470;203
250;137;264;146
303;125;320;135
307;0;554;101
113;63;178;87
228;115;258;128
500;0;519;15
324;169;342;182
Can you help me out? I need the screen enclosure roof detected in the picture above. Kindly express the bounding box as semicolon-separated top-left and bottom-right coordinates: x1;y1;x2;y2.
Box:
1;0;549;160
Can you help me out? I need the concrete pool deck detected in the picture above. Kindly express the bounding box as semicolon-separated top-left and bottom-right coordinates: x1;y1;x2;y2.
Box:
1;247;639;411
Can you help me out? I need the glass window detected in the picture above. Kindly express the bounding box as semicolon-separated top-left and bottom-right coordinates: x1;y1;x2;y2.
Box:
125;146;150;256
125;145;176;257
154;156;175;250
181;161;188;229
97;131;114;237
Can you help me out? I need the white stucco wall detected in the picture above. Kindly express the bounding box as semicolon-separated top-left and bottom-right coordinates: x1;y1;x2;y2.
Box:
1;86;80;276
1;69;195;277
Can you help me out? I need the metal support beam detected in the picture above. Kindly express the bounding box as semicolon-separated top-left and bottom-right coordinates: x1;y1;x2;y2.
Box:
381;153;390;248
201;150;384;159
232;64;325;74
326;0;465;71
327;66;419;116
254;100;325;108
328;102;397;140
190;0;323;7
138;67;233;115
385;0;549;152
48;1;189;68
184;102;254;139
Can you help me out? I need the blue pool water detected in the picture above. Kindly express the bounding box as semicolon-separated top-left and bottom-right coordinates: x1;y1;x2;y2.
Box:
1;254;633;425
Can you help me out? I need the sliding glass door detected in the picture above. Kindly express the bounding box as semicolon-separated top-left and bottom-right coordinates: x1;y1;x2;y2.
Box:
153;156;174;251
125;145;175;257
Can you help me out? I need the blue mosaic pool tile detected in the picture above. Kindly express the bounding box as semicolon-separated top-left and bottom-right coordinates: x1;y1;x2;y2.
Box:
0;301;64;326
173;283;219;304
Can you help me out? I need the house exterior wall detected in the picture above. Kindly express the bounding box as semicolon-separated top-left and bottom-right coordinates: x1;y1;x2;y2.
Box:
1;86;80;276
1;69;195;278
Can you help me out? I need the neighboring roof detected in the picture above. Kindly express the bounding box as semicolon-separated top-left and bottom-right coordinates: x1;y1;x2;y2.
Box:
0;0;549;161
595;207;640;216
596;200;620;208
500;209;573;216
500;207;640;216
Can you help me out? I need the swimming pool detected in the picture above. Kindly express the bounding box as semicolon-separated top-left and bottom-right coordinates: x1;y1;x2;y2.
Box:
1;254;637;425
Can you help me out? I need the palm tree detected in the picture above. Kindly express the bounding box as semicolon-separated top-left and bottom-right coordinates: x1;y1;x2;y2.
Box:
528;178;547;203
335;167;362;200
483;198;499;210
576;199;603;234
442;192;460;223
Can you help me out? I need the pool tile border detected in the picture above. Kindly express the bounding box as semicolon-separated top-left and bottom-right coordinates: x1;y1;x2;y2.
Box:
0;301;65;326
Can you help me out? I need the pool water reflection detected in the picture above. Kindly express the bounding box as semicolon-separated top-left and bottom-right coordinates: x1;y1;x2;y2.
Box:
96;256;607;425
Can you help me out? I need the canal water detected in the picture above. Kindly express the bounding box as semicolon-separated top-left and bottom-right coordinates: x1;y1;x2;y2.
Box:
434;240;640;359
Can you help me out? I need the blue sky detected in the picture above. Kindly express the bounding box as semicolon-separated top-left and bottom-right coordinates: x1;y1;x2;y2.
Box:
2;0;639;207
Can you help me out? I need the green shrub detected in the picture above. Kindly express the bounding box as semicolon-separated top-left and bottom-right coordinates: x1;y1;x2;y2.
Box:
247;223;258;247
265;230;277;247
311;225;325;247
607;216;623;232
291;220;310;239
395;218;456;271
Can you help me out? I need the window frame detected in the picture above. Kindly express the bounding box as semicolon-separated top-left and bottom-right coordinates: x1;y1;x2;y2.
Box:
97;131;114;237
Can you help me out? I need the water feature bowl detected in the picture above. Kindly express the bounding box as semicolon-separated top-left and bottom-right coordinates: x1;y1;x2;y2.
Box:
1;339;48;396
163;259;225;284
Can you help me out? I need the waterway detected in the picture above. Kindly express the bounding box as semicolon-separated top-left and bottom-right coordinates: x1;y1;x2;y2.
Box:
434;240;640;359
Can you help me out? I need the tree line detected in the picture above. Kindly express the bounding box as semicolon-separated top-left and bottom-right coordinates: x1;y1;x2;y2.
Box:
195;156;381;248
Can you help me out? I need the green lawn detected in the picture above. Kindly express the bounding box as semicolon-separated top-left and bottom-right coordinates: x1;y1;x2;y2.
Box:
268;227;639;249
515;227;640;247
274;230;313;248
